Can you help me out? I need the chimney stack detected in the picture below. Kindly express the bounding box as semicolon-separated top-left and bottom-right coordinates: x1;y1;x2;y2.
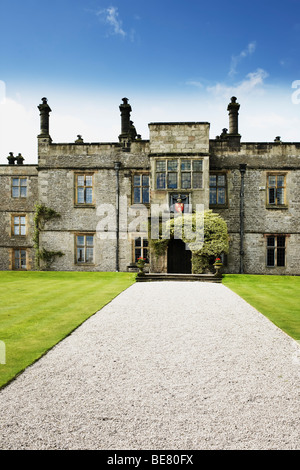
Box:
38;97;52;138
119;98;131;139
227;96;240;136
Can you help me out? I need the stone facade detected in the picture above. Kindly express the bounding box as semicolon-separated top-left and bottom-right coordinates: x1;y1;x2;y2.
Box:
1;95;300;275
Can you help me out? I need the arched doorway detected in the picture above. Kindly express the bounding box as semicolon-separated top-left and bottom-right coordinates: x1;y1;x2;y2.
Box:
167;238;192;274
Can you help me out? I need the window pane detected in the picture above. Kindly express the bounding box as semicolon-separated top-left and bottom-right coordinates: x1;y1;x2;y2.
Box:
77;236;84;246
181;173;191;189
144;248;149;263
168;160;178;171
77;187;84;203
277;248;285;266
85;187;93;203
20;216;26;224
277;175;284;187
193;160;202;172
20;225;26;236
85;176;93;186
14;225;20;235
135;248;141;262
193;173;202;189
156;173;165;189
277;236;285;247
135;237;141;247
20;186;27;197
268;188;275;204
20;251;26;269
218;175;226;186
268;175;276;186
20;179;27;186
267;249;275;266
267;237;275;247
86;236;94;246
134;187;141;203
209;175;217;186
142;187;149;204
12;187;19;198
181;160;191;171
277;188;284;204
77;175;84;186
210;188;217;205
218;187;226;204
86;248;93;263
142;175;149;187
77;248;84;262
168;173;177;189
133;175;140;186
156;161;166;171
143;239;148;247
12;178;19;186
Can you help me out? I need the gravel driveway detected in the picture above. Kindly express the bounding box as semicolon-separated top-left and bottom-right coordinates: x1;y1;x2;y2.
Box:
0;282;299;450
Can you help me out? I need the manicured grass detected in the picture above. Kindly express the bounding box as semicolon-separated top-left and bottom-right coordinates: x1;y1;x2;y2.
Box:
223;274;300;341
0;271;136;389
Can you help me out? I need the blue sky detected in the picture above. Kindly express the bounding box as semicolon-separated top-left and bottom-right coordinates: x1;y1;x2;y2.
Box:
1;0;300;163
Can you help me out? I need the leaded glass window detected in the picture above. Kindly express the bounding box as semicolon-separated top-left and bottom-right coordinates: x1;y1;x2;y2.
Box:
133;174;150;204
12;178;27;198
209;174;226;205
76;174;93;204
267;174;286;206
76;235;94;264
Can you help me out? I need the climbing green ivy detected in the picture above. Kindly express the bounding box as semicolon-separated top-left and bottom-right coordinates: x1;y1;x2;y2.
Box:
149;210;229;273
33;203;64;270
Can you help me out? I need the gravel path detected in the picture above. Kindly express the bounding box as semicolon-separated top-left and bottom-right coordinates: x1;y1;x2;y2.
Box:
0;282;299;450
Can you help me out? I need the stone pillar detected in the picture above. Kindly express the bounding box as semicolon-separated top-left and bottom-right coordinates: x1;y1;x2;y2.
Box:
227;96;240;135
38;97;52;137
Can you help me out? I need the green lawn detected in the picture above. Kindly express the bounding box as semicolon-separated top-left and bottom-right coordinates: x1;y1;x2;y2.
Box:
223;274;300;341
0;271;136;389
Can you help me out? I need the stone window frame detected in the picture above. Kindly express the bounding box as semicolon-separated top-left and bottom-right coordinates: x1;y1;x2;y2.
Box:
266;172;288;208
155;157;203;191
74;233;95;265
209;171;228;208
133;236;149;264
265;234;287;267
74;172;95;207
11;214;27;237
11;177;28;198
12;248;27;270
132;172;150;205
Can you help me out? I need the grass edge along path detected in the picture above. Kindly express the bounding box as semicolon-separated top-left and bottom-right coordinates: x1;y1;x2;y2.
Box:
223;274;300;341
0;271;136;389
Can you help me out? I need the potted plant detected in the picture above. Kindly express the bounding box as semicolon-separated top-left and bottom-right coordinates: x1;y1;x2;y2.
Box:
136;257;146;275
213;257;223;277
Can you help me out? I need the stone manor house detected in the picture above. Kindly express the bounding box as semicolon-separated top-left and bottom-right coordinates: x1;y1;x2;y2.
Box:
1;96;300;275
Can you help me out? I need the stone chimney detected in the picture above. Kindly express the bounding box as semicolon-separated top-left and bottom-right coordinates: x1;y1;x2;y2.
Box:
227;96;241;146
119;98;138;149
38;97;52;138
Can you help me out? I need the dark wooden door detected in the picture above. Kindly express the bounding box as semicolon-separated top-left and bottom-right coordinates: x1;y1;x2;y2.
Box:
167;238;192;274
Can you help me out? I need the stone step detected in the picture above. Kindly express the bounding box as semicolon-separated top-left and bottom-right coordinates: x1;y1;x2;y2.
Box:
136;273;222;283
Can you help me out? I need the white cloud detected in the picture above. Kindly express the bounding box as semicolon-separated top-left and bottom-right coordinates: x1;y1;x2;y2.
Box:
207;68;268;98
229;41;256;77
97;6;126;37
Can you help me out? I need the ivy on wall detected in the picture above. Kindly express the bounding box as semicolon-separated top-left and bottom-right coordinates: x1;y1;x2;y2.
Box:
33;203;64;270
149;210;229;273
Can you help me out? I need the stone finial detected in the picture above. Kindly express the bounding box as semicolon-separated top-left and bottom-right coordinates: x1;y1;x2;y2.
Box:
38;97;52;137
274;136;281;142
75;135;84;143
7;152;15;165
16;153;24;165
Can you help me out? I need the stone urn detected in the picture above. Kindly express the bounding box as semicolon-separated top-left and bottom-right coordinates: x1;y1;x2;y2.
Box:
213;258;223;277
